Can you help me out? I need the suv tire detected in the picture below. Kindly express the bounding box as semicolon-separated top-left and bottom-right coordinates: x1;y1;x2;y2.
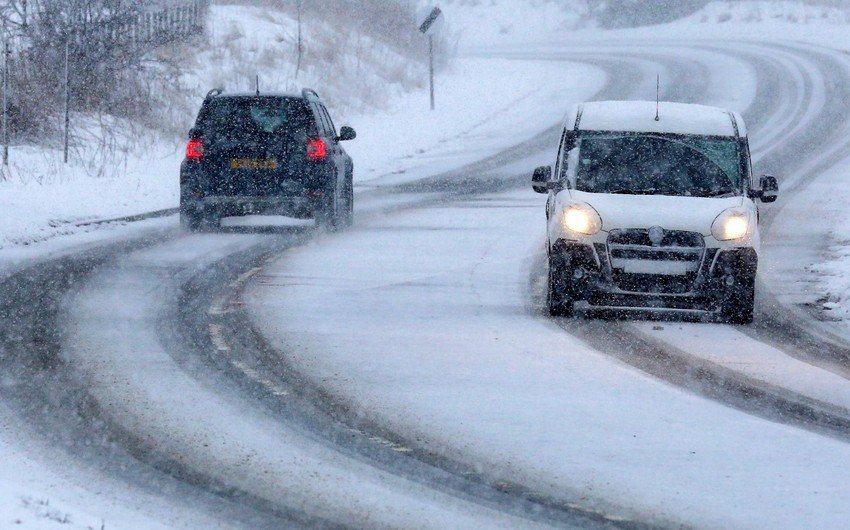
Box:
341;174;354;228
547;254;575;317
316;187;340;231
181;209;219;232
722;277;754;324
180;209;203;232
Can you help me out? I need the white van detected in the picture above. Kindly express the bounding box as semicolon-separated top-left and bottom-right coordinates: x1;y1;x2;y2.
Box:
532;101;778;323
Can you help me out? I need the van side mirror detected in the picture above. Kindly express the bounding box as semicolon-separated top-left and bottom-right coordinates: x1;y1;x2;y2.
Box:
532;165;553;194
759;175;779;203
336;126;356;142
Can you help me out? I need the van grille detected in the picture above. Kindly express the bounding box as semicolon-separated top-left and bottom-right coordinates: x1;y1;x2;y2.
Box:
607;229;705;293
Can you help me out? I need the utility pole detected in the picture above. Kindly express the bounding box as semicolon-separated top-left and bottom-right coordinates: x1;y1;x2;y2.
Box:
295;0;302;78
64;41;70;164
2;35;9;166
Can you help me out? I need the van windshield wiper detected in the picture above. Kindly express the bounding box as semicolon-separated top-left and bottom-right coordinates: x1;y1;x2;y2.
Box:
704;189;737;197
606;188;660;195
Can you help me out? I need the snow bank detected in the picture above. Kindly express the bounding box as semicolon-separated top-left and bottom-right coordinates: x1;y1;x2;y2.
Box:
345;57;604;186
686;1;850;25
180;4;423;120
439;0;588;47
0;121;180;250
0;406;219;529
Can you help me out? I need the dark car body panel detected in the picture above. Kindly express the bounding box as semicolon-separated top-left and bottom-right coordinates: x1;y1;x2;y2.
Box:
180;93;352;220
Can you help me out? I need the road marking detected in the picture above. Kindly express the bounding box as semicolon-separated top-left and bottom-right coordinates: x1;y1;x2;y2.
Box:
231;359;260;379
344;427;414;453
230;267;262;289
207;295;229;316
208;324;230;352
229;360;290;397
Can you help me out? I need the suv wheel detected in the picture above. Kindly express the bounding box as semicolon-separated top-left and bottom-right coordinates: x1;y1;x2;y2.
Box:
341;175;354;228
315;187;340;231
721;277;754;324
547;254;574;317
181;208;220;233
180;210;202;232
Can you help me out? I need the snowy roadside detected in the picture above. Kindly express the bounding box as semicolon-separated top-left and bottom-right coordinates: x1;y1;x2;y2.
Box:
0;134;181;250
344;57;603;187
0;405;225;529
0;59;602;253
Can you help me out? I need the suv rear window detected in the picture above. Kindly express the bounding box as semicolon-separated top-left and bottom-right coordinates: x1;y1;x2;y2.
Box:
197;97;316;138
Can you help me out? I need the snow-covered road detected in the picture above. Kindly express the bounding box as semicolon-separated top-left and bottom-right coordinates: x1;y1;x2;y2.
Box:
4;38;850;528
246;41;850;527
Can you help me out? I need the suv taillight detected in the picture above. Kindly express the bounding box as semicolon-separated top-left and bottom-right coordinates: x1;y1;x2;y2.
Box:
306;138;327;162
186;138;203;161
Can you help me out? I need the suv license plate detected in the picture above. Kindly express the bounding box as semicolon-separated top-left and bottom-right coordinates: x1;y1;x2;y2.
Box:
230;158;278;170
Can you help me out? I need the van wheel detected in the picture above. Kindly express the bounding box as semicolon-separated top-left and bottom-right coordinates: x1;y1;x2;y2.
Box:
722;278;754;324
547;254;574;317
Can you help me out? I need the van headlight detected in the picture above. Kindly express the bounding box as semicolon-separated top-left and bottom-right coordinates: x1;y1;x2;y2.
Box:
562;203;602;236
711;208;750;241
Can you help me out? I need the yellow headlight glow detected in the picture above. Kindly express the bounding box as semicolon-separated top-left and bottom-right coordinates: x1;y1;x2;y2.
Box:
722;215;749;240
565;208;592;234
562;204;602;236
711;209;750;241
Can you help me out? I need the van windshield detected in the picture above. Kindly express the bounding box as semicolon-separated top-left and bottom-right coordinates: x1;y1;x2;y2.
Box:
574;134;742;198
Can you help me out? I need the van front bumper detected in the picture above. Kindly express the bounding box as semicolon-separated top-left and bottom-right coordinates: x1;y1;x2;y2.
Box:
550;238;757;312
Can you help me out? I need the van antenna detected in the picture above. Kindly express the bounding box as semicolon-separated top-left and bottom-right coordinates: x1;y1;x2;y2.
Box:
655;74;660;121
255;74;260;96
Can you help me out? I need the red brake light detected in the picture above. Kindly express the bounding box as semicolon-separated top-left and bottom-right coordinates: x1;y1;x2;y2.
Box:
306;138;327;161
186;138;203;161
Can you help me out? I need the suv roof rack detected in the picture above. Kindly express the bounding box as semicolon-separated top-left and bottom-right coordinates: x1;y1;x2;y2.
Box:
205;87;224;100
302;88;320;100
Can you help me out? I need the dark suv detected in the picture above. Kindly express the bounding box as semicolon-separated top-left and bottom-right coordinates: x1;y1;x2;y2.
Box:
180;88;356;230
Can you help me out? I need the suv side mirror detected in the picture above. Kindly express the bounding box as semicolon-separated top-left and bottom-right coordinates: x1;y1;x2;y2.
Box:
759;175;779;203
337;126;356;142
532;165;553;194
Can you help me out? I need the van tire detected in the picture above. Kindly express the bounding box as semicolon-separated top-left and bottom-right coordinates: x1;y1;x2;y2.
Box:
547;255;575;317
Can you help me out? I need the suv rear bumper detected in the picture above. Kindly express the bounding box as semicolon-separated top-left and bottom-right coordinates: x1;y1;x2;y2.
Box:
180;160;334;219
181;195;318;219
551;239;757;312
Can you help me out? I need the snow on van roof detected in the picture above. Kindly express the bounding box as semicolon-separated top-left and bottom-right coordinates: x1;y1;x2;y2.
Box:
575;101;743;137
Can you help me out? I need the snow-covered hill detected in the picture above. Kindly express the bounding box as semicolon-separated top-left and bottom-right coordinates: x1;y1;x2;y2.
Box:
0;2;597;249
686;1;850;25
